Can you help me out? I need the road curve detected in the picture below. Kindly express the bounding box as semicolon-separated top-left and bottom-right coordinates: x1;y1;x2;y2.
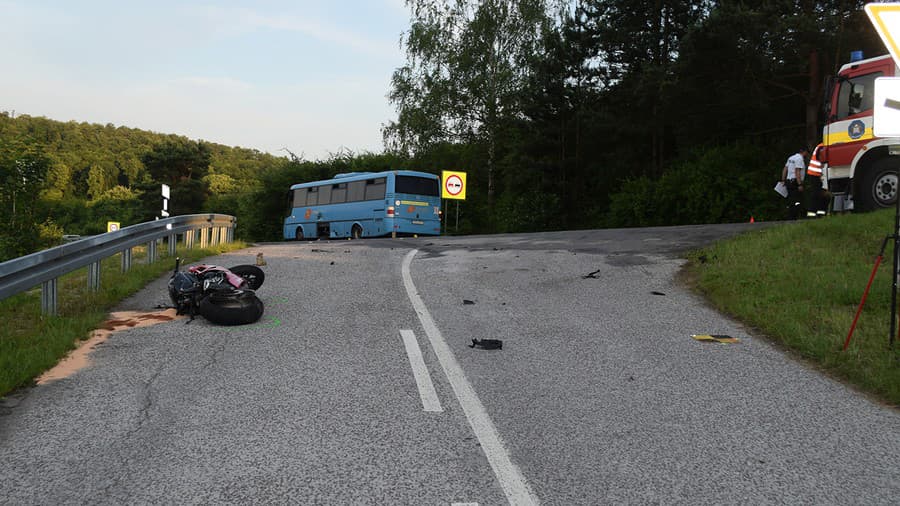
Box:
1;223;896;505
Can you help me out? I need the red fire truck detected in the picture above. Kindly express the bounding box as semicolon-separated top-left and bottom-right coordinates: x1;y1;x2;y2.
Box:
823;53;900;211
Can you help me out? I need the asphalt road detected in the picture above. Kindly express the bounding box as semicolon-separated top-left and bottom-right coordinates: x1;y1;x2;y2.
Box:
1;224;898;505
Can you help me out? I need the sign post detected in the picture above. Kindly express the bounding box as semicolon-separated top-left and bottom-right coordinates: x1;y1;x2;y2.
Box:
441;171;467;233
161;184;170;218
866;2;900;347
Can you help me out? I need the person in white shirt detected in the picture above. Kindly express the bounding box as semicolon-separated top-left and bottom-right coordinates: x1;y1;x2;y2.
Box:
781;147;808;220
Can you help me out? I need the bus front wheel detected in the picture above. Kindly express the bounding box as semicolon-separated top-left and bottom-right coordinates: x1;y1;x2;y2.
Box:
295;227;304;241
351;224;363;240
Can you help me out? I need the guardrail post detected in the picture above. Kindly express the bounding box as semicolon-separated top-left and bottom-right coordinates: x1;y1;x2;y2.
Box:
200;228;209;249
87;261;101;291
148;239;157;264
41;278;58;316
185;230;194;249
121;248;132;272
168;234;177;256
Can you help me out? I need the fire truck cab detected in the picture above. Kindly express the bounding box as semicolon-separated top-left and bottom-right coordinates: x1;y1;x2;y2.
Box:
824;53;900;211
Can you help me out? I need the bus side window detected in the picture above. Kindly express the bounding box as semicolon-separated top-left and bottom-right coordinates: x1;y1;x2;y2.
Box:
319;184;332;205
365;178;386;200
293;189;306;207
332;183;347;204
348;181;366;202
307;187;318;206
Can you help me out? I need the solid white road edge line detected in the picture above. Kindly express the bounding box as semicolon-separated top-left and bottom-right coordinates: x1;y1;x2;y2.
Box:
400;329;444;412
401;249;539;506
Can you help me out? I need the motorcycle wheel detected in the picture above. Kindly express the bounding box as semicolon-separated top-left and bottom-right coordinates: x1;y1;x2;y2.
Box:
228;265;265;290
198;290;264;325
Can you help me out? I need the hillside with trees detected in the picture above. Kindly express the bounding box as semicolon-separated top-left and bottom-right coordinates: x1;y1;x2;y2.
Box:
0;112;287;260
0;1;888;262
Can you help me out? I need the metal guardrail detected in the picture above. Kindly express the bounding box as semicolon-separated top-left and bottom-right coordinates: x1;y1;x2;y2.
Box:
0;214;237;315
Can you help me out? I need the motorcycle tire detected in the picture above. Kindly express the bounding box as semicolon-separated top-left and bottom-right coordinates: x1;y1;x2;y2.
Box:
228;265;265;290
198;290;264;325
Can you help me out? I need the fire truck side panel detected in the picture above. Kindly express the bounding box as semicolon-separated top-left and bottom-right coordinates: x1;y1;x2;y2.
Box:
823;116;874;180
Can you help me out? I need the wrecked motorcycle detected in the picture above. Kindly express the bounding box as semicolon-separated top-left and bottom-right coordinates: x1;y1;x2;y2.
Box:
168;258;265;325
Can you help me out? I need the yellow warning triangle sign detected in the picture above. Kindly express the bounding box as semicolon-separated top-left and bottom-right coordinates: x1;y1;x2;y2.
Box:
867;3;900;66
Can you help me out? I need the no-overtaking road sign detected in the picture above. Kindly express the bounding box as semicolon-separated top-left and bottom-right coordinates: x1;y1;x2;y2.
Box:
442;170;466;200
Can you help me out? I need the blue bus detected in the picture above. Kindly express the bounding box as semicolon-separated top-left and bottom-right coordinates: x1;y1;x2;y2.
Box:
283;170;442;240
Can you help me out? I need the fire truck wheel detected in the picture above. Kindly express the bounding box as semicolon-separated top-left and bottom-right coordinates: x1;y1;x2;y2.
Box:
859;159;899;211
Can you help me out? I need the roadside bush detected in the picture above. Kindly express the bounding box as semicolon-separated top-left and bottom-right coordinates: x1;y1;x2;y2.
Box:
604;143;785;227
604;176;659;227
495;191;562;233
37;219;64;248
39;198;91;235
85;187;144;233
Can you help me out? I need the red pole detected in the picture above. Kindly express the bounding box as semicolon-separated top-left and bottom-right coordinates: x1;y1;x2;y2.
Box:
844;254;885;351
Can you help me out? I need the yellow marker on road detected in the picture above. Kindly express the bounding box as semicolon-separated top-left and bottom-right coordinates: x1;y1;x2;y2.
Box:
692;334;740;344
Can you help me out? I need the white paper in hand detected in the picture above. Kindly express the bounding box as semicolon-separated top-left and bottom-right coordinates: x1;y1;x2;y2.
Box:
774;181;788;198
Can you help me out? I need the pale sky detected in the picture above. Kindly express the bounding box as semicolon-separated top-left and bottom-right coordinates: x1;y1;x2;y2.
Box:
0;0;410;160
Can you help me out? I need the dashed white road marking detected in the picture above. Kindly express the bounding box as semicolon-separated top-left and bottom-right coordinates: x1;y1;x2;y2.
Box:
400;329;443;412
402;249;540;506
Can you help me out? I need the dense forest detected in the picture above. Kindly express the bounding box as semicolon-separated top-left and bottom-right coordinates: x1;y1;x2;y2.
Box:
0;0;887;261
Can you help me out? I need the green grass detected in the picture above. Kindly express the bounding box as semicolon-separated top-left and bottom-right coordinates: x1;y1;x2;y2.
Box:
685;210;900;407
0;242;247;396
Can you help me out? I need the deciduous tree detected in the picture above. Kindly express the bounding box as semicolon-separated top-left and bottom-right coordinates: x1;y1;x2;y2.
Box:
386;0;553;211
141;138;212;215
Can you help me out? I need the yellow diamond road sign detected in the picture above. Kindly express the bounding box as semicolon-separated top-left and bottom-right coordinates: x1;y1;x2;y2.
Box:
867;3;900;66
